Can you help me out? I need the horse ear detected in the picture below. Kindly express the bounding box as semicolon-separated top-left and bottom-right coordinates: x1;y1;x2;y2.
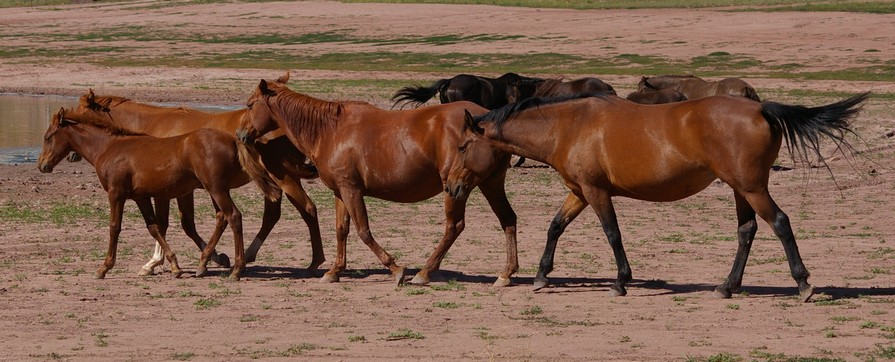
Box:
56;108;77;127
463;110;484;134
643;78;657;90
276;71;290;84
258;79;274;96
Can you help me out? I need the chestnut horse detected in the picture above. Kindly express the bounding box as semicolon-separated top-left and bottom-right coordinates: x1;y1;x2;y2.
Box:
67;85;324;276
449;92;867;301
626;87;688;104
391;72;543;110
637;75;760;101
38;109;276;279
237;77;519;286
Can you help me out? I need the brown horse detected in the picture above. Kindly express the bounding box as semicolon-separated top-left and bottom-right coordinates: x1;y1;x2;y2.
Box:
38;109;275;280
237;77;519;286
625;87;688;104
392;72;543;110
449;92;867;301
67;84;324;275
637;75;760;101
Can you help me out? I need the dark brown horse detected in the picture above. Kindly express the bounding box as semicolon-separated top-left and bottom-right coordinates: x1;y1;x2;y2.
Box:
637;75;760;101
38;109;276;280
67;84;324;276
391;72;543;110
625;87;688;104
449;92;867;301
237;77;519;286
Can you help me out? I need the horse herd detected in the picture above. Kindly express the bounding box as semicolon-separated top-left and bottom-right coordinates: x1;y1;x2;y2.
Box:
36;71;867;302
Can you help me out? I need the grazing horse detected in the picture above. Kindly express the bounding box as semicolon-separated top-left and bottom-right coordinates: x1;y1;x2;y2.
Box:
391;72;543;110
637;75;761;101
237;78;519;286
67;83;324;276
625;87;688;104
38;109;276;280
448;92;867;301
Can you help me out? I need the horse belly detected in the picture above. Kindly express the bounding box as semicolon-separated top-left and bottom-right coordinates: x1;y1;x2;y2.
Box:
610;165;717;202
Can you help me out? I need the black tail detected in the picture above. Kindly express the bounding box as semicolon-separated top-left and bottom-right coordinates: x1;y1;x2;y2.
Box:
391;79;449;109
761;92;868;165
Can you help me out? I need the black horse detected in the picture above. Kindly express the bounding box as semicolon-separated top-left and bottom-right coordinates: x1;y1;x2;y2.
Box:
392;73;543;110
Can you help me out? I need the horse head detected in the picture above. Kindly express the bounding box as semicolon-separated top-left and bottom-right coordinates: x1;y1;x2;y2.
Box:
446;109;500;200
38;108;77;173
237;73;290;145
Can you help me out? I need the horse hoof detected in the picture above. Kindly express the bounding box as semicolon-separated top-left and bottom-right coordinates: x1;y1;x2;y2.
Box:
493;276;512;287
532;277;549;291
172;269;184;278
138;267;154;276
320;273;340;283
393;266;406;286
409;273;430;286
608;286;627;297
195;267;208;278
713;289;732;299
94;272;106;280
800;285;815;303
215;253;231;269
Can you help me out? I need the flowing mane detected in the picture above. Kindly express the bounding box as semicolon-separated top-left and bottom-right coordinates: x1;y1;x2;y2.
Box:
477;93;610;136
83;94;132;111
271;86;345;146
62;108;147;137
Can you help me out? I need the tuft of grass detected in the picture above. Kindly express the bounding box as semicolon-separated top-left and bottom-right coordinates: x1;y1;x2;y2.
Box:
194;298;220;310
520;306;543;315
433;301;461;309
172;352;195;361
386;329;425;340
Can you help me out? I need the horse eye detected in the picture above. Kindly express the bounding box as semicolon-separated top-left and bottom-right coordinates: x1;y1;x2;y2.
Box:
458;145;467;153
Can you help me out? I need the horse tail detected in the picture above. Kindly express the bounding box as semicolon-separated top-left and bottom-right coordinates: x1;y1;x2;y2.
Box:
743;86;761;102
236;140;282;202
391;79;449;109
760;92;868;165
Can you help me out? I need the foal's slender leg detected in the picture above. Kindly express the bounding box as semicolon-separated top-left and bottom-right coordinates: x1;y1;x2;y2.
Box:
244;195;281;264
582;189;631;297
743;190;814;302
135;198;183;277
176;194;229;268
282;180;325;271
96;195;125;279
207;191;244;280
533;193;588;291
478;176;519;287
140;197;169;276
715;192;758;298
322;197;350;283
338;190;405;285
197;201;228;278
409;193;468;286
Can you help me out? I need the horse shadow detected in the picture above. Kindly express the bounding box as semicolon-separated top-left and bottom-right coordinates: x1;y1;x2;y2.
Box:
200;266;895;299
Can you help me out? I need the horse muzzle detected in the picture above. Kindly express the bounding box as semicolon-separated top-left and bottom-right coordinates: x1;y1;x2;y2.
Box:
38;162;53;173
444;182;468;200
236;128;256;145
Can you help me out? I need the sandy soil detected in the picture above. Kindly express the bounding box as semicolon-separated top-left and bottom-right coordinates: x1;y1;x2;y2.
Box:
1;1;894;361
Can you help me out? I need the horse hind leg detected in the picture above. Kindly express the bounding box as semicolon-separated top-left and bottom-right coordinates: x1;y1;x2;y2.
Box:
533;193;587;291
743;190;813;302
177;194;230;268
139;197;169;276
714;192;758;299
135;198;183;278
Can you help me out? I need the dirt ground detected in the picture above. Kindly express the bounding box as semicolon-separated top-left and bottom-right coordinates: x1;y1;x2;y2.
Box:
1;1;894;361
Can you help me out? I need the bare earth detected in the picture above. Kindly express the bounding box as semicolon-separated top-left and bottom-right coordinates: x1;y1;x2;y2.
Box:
1;1;894;361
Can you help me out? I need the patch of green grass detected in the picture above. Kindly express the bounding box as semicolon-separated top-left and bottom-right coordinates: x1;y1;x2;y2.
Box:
340;0;895;13
387;329;425;340
171;351;196;361
433;301;461;309
0;202;106;225
194;298;220;310
749;349;845;362
348;335;366;342
686;352;742;362
520;305;543;315
431;279;465;291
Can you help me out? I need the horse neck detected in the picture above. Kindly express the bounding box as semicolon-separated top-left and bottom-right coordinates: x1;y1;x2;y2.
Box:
61;124;119;166
486;114;558;163
271;92;341;157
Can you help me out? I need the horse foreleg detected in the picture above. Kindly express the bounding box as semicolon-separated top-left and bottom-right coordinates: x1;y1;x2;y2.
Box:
340;191;405;286
97;195;125;279
139;197;170;276
245;194;281;264
744;190;813;302
208;191;244;280
583;189;630;297
715;192;758;299
410;194;467;286
197;201;228;278
282;180;324;272
322;197;350;283
176;194;229;268
478;178;519;287
135;198;182;278
533;192;587;291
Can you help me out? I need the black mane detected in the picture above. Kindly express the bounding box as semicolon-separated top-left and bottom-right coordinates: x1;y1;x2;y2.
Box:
475;92;610;136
